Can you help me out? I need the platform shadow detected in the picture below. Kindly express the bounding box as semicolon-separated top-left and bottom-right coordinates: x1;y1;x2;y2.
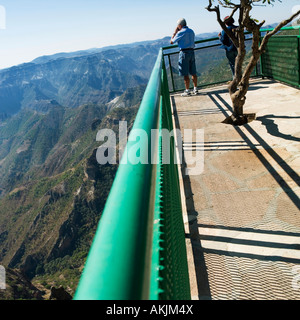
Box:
256;114;300;142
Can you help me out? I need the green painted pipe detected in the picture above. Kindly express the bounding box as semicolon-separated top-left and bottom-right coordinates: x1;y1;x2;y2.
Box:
74;49;163;300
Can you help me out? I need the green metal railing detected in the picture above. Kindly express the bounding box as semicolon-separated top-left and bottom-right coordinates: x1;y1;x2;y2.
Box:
164;25;300;93
163;34;258;93
149;64;190;300
74;49;190;300
261;26;300;88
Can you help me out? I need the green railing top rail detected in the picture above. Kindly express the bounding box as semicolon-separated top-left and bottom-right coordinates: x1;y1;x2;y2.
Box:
260;25;300;32
74;49;163;300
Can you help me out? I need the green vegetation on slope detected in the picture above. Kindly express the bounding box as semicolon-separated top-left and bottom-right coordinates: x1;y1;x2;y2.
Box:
0;88;141;298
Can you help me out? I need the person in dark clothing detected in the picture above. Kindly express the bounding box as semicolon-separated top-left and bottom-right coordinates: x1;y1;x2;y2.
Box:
219;16;238;78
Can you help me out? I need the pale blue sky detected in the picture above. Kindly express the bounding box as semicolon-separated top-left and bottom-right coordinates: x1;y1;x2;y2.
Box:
0;0;299;69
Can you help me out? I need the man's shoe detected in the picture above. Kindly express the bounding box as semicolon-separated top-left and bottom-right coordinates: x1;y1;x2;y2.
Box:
181;90;191;97
193;88;198;95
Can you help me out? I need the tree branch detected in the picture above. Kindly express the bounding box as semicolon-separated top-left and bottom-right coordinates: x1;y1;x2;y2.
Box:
227;5;240;21
206;1;240;48
260;9;300;52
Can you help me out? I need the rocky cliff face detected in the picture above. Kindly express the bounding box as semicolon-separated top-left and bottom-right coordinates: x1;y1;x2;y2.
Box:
0;268;44;300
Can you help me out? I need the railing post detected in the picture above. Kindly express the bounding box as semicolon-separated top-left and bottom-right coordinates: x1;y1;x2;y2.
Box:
167;54;176;93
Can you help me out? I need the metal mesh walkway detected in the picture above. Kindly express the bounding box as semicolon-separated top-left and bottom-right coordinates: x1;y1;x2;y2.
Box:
172;79;300;300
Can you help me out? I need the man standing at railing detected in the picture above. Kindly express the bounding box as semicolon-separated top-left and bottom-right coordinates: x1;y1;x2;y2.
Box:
170;18;198;96
219;16;238;78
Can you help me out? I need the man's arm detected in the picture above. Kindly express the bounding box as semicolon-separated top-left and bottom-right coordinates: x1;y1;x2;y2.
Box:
173;26;179;38
170;27;179;44
170;29;184;45
219;30;226;45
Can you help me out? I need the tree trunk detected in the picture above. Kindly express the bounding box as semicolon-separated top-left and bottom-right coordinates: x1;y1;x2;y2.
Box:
206;0;300;126
226;16;262;125
225;27;248;125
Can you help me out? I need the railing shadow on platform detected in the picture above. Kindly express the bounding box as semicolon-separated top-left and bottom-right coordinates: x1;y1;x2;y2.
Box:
208;92;300;211
198;224;300;264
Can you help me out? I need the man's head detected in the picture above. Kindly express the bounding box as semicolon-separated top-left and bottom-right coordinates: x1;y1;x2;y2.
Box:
224;16;234;26
177;18;187;30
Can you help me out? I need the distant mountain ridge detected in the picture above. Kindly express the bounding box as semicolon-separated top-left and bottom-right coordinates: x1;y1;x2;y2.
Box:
21;23;281;66
0;24;283;121
30;37;172;65
0;37;170;120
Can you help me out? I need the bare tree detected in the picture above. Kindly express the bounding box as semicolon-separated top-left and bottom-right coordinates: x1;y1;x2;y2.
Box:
206;0;300;125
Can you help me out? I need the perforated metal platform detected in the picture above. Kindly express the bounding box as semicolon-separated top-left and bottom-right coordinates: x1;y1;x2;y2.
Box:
173;79;300;300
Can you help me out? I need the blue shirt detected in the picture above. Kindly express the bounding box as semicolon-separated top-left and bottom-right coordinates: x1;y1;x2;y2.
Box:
172;26;195;50
220;25;237;52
